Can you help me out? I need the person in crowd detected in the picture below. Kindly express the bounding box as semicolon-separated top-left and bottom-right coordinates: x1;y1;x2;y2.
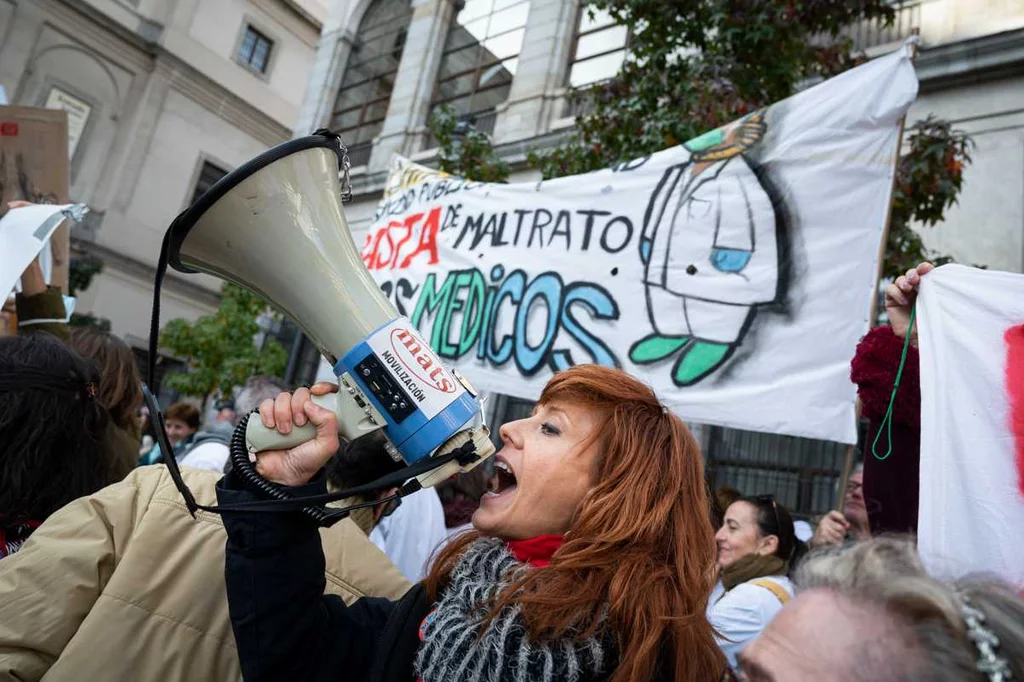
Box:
813;262;933;548
369;475;448;584
67;327;144;473
849;263;933;536
165;402;200;449
810;463;871;547
738;537;1024;681
325;430;404;536
219;364;726;681
14;239;145;473
0;335;128;558
435;463;492;538
214;397;237;424
0;389;409;682
327;432;449;583
709;495;804;669
177;376;289;472
139;401;200;465
712;485;743;529
9;201;72;339
13;255;67;338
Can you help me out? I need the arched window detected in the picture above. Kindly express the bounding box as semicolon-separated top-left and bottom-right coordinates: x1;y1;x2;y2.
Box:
429;0;531;138
330;0;414;166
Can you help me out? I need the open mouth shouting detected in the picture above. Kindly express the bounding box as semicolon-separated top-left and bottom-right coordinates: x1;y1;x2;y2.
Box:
483;456;517;504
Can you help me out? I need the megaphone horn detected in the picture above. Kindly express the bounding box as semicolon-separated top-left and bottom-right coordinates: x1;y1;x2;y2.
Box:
158;130;493;493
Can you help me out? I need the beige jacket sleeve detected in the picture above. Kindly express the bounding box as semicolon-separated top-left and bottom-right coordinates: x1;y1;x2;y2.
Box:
0;466;412;682
0;471;156;681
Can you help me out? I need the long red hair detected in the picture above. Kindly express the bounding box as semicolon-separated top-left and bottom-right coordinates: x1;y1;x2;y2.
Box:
425;364;724;681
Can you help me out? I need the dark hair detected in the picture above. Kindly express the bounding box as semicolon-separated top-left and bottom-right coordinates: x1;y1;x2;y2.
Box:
69;327;142;431
712;485;743;528
434;463;491;528
741;495;807;568
165;402;201;430
325;431;403;499
0;335;119;521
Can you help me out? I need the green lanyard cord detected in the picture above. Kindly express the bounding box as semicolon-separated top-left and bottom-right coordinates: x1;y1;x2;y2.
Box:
870;305;916;461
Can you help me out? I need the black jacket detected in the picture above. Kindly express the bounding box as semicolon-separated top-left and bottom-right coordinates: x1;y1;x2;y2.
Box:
218;473;428;682
218;475;688;682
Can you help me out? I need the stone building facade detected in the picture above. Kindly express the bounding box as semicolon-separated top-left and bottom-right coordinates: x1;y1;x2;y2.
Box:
0;0;325;358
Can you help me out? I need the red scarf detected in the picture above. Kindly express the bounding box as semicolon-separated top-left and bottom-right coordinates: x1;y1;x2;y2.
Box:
505;534;564;567
419;534;566;650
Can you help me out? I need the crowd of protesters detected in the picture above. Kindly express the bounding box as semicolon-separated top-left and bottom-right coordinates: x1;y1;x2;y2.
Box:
2;201;1022;682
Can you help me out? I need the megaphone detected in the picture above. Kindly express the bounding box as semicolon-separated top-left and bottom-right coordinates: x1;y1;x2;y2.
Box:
162;131;494;492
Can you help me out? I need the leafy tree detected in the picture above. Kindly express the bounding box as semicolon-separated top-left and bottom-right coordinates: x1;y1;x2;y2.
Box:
885;116;973;276
428;105;509;183
528;0;975;279
68;254;111;331
159;283;287;403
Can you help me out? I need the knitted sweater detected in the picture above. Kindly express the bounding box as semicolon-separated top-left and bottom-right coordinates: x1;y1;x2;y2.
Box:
850;325;921;534
416;537;608;682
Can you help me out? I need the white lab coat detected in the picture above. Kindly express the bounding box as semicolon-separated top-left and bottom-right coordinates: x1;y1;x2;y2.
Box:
707;575;793;669
370;486;448;583
642;155;778;342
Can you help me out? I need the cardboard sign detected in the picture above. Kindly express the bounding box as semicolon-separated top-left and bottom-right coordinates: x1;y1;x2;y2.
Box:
0;105;71;336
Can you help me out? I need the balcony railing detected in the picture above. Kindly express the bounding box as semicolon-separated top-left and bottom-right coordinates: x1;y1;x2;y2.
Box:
840;0;923;52
421;109;499;153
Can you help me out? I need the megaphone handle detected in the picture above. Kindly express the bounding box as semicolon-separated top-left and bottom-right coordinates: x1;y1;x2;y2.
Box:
244;393;336;453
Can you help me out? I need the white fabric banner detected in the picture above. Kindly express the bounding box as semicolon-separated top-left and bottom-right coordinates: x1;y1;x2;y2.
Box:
362;45;918;444
1;203;86;303
917;265;1024;587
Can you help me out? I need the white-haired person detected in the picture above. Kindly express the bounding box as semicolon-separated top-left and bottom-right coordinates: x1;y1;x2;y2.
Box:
738;537;1024;681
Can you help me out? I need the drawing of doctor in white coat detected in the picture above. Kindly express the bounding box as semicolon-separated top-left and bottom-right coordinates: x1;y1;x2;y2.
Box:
630;112;779;385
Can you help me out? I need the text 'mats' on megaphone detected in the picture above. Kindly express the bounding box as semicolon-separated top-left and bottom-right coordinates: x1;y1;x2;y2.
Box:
159;130;493;500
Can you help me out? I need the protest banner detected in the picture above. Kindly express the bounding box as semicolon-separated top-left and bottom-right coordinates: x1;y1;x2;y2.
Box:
917;265;1024;587
0;105;71;336
361;44;919;444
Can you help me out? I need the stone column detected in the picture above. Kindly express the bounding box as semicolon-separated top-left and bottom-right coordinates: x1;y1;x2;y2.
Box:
492;0;577;144
367;0;455;171
0;3;45;99
294;0;359;137
105;68;171;215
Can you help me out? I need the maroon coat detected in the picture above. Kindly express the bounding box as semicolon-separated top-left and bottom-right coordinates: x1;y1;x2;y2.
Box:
850;326;921;535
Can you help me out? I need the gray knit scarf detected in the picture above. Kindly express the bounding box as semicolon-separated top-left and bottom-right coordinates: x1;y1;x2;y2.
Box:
415;537;609;682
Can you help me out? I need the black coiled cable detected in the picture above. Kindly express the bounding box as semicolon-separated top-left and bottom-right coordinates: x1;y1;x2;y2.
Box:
228;412;348;527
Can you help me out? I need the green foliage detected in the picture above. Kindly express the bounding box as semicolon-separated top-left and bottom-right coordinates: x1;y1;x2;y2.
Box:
68;255;103;296
159;283;287;400
68;254;111;330
885;116;973;278
529;0;892;178
428;105;509;182
527;0;976;278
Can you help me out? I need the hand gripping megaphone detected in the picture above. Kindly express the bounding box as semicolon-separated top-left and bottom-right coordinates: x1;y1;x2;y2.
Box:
146;130;494;524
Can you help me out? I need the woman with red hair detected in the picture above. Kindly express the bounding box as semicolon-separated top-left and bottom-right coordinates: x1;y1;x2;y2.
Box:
218;364;725;681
